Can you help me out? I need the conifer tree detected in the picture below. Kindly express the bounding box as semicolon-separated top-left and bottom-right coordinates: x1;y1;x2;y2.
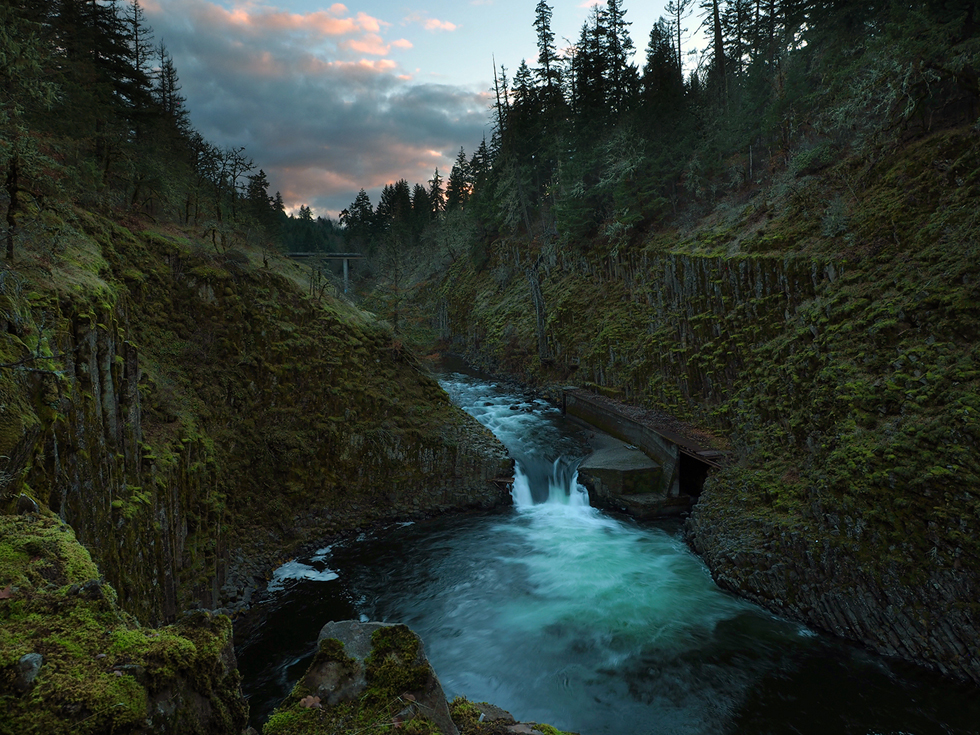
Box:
571;6;611;120
340;189;375;249
604;0;637;114
1;2;58;259
245;169;277;234
641;18;685;122
410;182;431;242
154;43;190;133
722;0;752;79
125;0;155;91
427;168;445;216
533;1;561;98
446;147;472;211
665;0;693;88
700;0;728;105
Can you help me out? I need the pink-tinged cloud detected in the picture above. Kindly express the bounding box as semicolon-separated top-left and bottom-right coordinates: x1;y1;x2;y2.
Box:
392;39;414;50
161;1;385;43
353;11;385;34
343;33;392;56
331;59;399;72
404;12;458;33
424;19;457;32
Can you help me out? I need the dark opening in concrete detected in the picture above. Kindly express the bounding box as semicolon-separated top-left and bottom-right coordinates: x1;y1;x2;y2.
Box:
679;452;712;499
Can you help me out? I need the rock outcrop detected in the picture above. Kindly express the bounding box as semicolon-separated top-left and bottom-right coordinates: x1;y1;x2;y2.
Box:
262;620;577;735
263;621;456;735
686;485;980;685
0;514;248;734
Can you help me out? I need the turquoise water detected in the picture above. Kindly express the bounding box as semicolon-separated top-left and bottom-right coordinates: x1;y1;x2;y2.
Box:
236;369;980;735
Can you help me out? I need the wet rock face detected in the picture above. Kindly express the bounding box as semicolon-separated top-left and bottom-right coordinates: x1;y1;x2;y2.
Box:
686;486;980;687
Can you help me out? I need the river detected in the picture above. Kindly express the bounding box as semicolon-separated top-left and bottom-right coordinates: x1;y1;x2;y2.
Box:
236;364;980;735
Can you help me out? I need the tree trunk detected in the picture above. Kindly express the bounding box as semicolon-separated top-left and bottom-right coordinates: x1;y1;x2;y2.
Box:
712;0;727;106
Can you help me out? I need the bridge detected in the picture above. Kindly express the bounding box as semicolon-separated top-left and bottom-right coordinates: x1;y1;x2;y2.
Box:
286;252;366;292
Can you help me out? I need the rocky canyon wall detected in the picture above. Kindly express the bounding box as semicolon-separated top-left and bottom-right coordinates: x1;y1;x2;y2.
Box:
424;128;980;685
1;213;510;628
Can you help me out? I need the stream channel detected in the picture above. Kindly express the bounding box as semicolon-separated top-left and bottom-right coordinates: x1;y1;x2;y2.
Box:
237;362;980;735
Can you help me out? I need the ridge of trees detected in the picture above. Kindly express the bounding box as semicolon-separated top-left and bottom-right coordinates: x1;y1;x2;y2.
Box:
341;0;979;262
0;0;332;261
4;1;977;270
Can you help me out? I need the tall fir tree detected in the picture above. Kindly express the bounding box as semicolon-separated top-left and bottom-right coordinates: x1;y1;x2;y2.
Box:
604;0;638;114
428;168;445;216
533;1;561;98
446;147;472;211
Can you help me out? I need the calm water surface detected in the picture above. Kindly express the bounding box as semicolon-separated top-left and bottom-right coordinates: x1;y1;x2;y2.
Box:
237;366;980;735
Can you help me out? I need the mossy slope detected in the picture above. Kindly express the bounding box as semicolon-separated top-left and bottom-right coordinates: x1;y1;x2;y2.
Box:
1;208;510;625
421;125;980;684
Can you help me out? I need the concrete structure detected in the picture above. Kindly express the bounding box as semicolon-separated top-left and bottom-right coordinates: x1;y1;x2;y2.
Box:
287;252;366;293
564;388;724;519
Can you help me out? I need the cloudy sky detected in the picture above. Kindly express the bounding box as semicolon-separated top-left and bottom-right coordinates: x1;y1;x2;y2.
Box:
142;0;685;217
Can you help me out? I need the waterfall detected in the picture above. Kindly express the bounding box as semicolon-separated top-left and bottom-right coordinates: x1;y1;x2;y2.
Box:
439;370;591;511
511;458;590;508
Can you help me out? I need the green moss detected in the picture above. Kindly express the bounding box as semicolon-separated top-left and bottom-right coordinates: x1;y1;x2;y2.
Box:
534;725;575;735
0;515;246;734
264;628;449;735
364;625;428;701
448;698;575;735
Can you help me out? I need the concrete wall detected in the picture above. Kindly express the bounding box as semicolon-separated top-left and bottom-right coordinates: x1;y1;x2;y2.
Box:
563;391;681;497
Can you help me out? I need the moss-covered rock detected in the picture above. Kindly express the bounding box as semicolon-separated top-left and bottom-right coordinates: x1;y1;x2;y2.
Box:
263;621;454;735
0;514;247;734
261;622;578;735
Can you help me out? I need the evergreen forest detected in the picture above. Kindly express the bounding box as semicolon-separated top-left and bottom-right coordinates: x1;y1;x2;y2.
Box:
337;0;979;261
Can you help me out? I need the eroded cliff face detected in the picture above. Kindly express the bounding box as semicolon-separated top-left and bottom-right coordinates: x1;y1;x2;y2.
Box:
0;211;510;629
421;127;980;684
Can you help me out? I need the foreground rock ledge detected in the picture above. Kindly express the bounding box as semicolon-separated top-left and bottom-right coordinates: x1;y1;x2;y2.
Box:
261;620;578;735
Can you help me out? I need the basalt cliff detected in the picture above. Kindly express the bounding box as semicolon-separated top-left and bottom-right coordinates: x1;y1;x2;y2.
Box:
0;212;510;732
